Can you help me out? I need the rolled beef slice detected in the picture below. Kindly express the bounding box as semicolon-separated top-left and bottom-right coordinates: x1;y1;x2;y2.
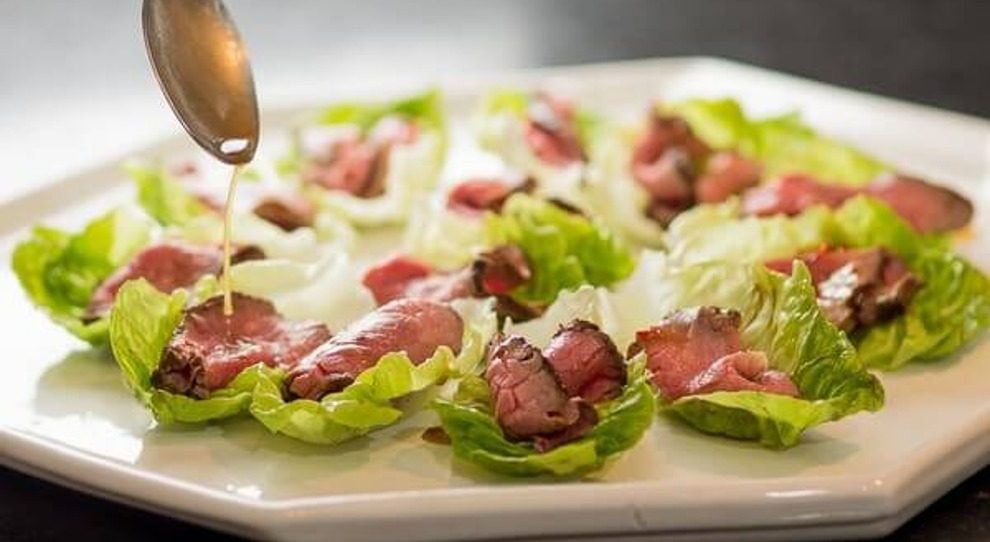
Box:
543;320;627;403
287;298;464;400
485;334;597;451
153;293;331;398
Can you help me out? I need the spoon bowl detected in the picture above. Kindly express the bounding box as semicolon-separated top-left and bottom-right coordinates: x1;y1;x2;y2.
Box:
142;0;259;164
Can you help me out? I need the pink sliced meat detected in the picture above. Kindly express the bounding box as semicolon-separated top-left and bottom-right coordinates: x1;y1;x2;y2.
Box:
86;242;264;318
287;299;463;400
361;255;474;306
301;135;384;197
634;307;799;401
362;246;532;312
485;334;596;451
687;351;799;397
362;256;442;305
446;177;535;216
153;293;332;398
524;93;586;166
767;247;922;332
864;174;974;233
742;174;857;217
632;114;711;167
631;113;757;226
252;192;316;232
695;152;762;204
743;173;972;234
543;320;627;403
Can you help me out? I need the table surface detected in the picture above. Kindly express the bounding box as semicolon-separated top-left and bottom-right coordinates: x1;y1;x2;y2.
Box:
1;1;988;541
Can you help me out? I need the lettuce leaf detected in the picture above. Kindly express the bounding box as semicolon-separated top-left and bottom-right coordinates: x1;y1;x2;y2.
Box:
434;358;655;477
127;163;211;226
583;121;667;247
248;298;496;445
279;90;447;228
108;279;257;424
434;286;653;477
665;98;890;186
12;209;152;344
610;252;884;448
667;196;990;369
473;89;589;210
402;199;488;270
484;194;636;305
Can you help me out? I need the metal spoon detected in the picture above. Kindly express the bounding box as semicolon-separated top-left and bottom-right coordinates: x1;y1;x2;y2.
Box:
142;0;259;164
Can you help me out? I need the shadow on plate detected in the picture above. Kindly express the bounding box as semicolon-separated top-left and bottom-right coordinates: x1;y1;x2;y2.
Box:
32;347;150;432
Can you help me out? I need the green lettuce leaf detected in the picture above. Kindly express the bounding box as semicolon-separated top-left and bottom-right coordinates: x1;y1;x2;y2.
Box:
484;194;636;305
126;163;211;226
248;298;495;445
665;98;890;185
667;196;989;369
610;252;884;448
108;279;257;423
12;209;152;344
434;358;655;477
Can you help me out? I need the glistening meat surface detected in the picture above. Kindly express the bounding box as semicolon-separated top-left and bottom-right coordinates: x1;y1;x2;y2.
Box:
287;298;464;400
153;293;331;399
634;307;799;401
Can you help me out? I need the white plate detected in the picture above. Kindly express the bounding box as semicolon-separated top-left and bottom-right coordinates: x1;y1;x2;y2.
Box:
1;57;989;542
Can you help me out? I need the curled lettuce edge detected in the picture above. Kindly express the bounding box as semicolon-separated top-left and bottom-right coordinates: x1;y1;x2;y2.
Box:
662;262;884;448
433;356;656;477
12;208;152;345
483;193;637;305
666;195;990;370
108;278;494;439
663;97;890;186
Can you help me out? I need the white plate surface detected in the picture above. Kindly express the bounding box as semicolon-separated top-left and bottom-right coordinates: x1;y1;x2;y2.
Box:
1;57;989;542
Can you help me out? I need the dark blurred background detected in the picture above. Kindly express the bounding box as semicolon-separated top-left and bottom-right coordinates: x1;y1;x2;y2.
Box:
2;1;988;541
